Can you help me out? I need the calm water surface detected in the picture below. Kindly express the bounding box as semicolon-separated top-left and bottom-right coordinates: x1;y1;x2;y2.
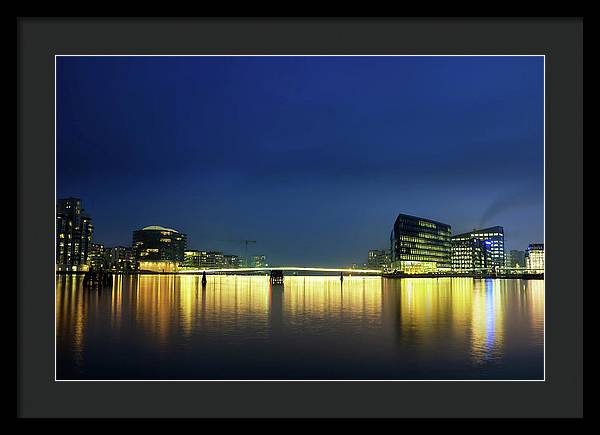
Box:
56;275;544;380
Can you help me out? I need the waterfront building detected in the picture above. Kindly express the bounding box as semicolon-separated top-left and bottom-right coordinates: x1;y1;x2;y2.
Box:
252;255;267;267
471;226;505;268
132;225;186;271
506;250;526;268
138;260;179;273
183;250;202;268
367;249;391;271
107;246;135;272
451;226;505;270
390;213;452;273
224;254;241;268
451;236;490;271
182;250;226;269
88;242;108;270
56;197;93;271
525;243;544;271
205;251;225;269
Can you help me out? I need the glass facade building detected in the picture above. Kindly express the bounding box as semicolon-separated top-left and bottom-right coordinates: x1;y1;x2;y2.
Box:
451;226;504;270
525;243;544;271
132;226;186;268
471;226;505;269
56;197;93;271
451;235;491;271
390;213;451;273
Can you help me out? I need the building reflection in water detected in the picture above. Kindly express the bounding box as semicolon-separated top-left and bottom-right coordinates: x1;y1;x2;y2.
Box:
380;277;543;368
56;274;544;379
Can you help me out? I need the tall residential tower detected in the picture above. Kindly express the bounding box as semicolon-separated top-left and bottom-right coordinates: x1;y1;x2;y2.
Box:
56;197;93;271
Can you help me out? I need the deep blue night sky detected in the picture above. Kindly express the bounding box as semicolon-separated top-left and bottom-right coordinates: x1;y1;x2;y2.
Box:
57;56;544;267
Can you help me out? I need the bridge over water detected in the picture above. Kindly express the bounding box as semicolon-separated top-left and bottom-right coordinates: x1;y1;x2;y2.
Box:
177;266;542;280
178;266;382;275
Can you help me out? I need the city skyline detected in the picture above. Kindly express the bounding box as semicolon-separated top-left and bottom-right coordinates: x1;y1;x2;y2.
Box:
57;56;544;267
57;195;542;271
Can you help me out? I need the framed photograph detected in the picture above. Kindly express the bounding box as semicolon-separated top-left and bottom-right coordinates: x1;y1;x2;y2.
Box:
18;17;583;419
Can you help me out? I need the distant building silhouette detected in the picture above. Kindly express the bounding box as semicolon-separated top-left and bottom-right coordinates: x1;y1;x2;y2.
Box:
252;255;267;267
224;254;241;268
506;250;526;268
367;249;390;271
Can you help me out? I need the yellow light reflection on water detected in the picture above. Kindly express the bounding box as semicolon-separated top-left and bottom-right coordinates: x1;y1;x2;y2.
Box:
284;276;382;321
56;274;544;378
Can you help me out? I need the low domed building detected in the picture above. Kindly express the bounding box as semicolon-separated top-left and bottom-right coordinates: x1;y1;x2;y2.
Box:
132;225;187;272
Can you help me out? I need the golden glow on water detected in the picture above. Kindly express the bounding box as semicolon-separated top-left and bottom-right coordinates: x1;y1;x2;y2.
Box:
284;276;382;320
56;275;544;379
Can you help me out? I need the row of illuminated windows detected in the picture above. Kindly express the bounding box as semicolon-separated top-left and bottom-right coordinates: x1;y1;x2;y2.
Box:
397;228;451;239
396;221;451;234
473;233;503;238
417;220;437;229
396;242;450;253
395;250;450;260
397;237;450;246
394;255;451;263
396;245;450;254
397;234;450;243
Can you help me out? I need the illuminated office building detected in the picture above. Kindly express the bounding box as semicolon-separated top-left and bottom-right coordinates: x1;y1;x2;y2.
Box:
183;250;202;268
56;197;93;271
471;226;505;268
525;243;544;271
451;236;490;271
132;226;186;271
183;250;225;269
451;226;505;270
390;213;451;273
367;249;390;270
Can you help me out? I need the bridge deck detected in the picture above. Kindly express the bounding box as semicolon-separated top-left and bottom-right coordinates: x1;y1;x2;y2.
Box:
179;266;382;274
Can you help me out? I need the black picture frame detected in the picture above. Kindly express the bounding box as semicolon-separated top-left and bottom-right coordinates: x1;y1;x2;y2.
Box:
17;17;583;418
